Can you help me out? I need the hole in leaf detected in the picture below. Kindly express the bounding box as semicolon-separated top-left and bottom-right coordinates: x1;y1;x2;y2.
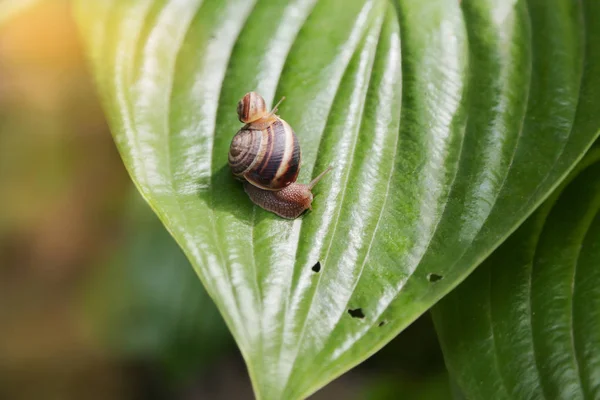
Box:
348;308;365;319
378;321;387;327
312;262;321;273
428;273;443;283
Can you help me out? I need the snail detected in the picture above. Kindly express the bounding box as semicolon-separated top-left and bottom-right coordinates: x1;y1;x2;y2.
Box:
228;92;332;219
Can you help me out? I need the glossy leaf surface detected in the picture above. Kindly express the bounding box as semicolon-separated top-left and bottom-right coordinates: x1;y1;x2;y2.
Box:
75;0;600;398
432;146;600;400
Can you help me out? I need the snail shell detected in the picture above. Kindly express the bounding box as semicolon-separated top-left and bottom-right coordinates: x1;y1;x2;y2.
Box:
228;118;301;190
236;91;267;123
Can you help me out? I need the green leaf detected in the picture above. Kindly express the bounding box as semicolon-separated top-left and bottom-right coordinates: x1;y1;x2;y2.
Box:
432;145;600;399
74;0;600;398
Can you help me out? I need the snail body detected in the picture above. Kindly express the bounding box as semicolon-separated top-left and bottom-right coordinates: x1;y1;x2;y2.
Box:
228;92;331;219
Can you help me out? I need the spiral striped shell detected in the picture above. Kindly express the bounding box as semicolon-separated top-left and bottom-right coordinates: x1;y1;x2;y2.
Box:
228;118;301;190
237;92;267;123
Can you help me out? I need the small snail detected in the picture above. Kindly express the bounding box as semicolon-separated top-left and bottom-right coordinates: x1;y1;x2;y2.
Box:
228;92;331;219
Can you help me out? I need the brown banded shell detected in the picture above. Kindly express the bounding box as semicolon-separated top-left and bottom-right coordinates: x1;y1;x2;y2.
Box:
237;92;267;123
228;118;301;190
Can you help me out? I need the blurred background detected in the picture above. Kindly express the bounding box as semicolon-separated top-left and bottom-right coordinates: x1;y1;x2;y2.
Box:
0;1;450;399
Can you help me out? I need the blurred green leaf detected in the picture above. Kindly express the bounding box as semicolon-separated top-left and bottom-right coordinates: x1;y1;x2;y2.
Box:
86;190;231;380
75;0;600;398
363;371;453;400
432;145;600;399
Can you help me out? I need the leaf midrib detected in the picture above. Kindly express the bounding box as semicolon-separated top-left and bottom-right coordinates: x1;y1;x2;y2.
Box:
282;11;386;395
